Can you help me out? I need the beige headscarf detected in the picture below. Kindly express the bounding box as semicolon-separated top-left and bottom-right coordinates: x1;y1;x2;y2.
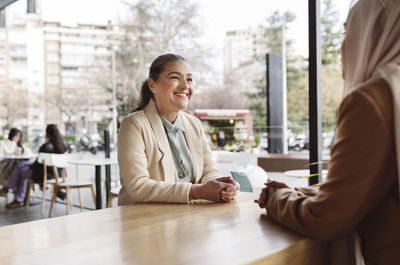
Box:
343;0;400;198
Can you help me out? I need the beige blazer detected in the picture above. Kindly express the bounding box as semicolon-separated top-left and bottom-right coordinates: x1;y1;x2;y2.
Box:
266;78;400;265
118;99;221;204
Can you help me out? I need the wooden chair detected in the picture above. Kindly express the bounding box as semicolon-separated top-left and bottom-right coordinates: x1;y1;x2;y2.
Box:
25;179;56;214
26;153;96;217
25;153;57;214
45;153;96;217
106;186;121;208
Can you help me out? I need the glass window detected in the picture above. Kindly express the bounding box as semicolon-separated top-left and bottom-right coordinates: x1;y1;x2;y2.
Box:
47;53;59;62
47;75;60;85
0;55;7;64
47;64;59;73
46;42;59;51
45;33;59;40
11;57;27;63
10;44;26;53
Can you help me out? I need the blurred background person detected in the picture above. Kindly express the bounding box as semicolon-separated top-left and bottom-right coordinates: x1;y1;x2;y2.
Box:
4;124;67;209
0;128;24;159
0;128;29;191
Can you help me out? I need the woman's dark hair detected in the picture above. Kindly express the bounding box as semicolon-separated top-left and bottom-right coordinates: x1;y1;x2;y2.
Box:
134;54;187;112
8;128;24;153
46;124;66;154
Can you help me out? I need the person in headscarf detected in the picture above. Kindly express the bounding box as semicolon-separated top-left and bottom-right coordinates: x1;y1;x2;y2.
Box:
255;0;400;264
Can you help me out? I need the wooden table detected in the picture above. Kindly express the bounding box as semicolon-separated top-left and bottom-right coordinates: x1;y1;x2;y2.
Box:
0;193;328;265
68;158;118;209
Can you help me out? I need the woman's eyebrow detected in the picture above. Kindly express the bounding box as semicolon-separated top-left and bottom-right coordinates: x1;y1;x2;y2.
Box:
168;71;182;76
168;71;192;76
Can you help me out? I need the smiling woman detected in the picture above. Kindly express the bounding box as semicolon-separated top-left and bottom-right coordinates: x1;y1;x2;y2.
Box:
117;54;240;204
147;58;193;122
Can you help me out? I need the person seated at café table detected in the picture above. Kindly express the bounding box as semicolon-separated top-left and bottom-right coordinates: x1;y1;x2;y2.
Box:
4;124;67;209
255;0;400;264
118;54;240;204
0;128;29;191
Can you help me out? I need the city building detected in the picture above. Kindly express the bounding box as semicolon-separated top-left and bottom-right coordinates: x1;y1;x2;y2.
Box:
0;0;113;140
223;26;267;95
43;21;112;136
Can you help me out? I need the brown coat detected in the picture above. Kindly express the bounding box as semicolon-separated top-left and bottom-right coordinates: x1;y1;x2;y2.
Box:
266;78;400;265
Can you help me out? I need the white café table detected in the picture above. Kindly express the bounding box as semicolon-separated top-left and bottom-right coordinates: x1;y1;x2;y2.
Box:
68;158;118;209
2;154;37;160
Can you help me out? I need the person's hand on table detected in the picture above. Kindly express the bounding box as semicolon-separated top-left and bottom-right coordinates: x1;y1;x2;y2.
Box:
189;178;235;202
266;180;290;189
14;148;22;155
216;176;240;202
254;180;290;209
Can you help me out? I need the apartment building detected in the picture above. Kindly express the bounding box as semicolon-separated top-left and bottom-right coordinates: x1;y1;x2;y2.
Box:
0;0;113;138
43;21;112;135
0;2;44;137
223;26;267;94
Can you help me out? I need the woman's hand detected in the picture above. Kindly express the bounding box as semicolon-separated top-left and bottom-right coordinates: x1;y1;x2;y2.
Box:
254;180;291;209
216;176;240;202
254;187;269;209
189;179;234;202
265;180;290;189
14;147;22;155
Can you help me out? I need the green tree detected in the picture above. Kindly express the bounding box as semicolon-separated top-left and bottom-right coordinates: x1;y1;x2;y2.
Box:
0;81;30;129
287;59;309;132
247;75;267;127
248;2;344;133
322;67;343;130
248;11;305;129
248;11;282;128
321;0;344;131
321;0;343;66
261;11;283;55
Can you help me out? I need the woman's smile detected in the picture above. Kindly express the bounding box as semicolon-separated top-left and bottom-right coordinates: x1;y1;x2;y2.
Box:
174;91;189;98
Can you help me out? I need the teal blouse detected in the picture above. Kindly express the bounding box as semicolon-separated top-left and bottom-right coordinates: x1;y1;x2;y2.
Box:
160;114;195;183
